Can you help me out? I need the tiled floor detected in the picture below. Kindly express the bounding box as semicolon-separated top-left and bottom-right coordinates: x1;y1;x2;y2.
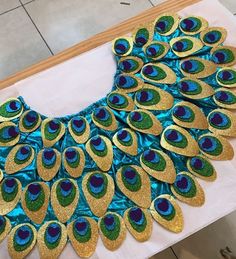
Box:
1;0;236;259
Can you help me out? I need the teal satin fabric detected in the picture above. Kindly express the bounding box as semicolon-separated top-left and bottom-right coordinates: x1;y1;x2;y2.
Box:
1;27;220;228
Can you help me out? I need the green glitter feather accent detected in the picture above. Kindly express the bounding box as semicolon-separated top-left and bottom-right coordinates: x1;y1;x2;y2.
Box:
173;105;195;122
135;28;149;46
146;43;165;58
13;227;34;252
87;173;108;199
200;136;223;156
141;152;166;171
100;215;121;241
203;30;222;44
156;16;174;34
129;112;153;130
173;39;193;52
25;187;45;212
0;126;18;144
180;17;202;32
44;225;61;250
0;218;6;235
179;80;202;95
128;211;147;232
90;140;108;157
107;93;129;110
44;121;61;141
0;99;22;119
93;112;112;128
217;69;236;85
135;89;160;106
189;156;214;177
165;130;188;148
173;175;197;198
213;48;234;64
72;221;91;243
56;181;76;207
209;112;231;130
14;148;32;165
121;166;142;192
143;65;167;81
1;182;18;202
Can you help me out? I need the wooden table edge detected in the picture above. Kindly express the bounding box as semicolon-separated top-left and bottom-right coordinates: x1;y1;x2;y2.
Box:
0;0;201;90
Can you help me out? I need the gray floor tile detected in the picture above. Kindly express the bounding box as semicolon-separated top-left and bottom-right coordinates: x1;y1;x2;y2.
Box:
0;0;20;14
172;210;236;259
21;0;36;4
219;0;236;14
0;7;52;80
25;0;152;54
149;0;167;6
150;248;177;259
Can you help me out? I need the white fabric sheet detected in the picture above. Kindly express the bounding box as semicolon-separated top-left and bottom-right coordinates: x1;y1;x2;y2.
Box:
1;0;236;258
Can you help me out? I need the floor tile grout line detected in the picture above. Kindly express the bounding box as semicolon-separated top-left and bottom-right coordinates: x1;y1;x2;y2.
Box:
19;0;54;55
170;246;179;259
0;5;22;16
148;0;155;7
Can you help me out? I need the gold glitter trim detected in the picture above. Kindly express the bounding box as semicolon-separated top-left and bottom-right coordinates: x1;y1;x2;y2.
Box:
67;217;98;258
170;36;203;57
85;135;113;172
213;88;236;109
171;171;205;206
160;125;199;157
112;37;133;56
216;68;236;88
92;106;118;131
68;116;90;144
211;46;236;67
154;13;180;36
187;154;217;181
172;101;208;129
141;63;176;84
116;165;151;208
198;133;234;160
51;178;79;223
8;223;37;259
21;182;50;224
0;98;23;122
37;221;67;259
134;84;174;111
116;73;144;93
0;122;20;146
98;212;127;251
0;216;11;244
140;149;176;184
150;194;184;233
37;148;61;181
107;91;135;112
180;57;217;79
123;207;153;242
63;146;85;178
5;144;35;175
200;27;227;47
179;77;214;99
179;16;208;35
208;108;236;137
127;109;163;136
19;110;42;133
41;118;65;147
118;56;144;74
82;172;114;217
143;41;170;60
0;170;3;182
113;128;138;156
132;22;154;47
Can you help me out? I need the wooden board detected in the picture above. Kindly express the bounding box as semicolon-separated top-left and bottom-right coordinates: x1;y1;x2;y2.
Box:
0;0;201;89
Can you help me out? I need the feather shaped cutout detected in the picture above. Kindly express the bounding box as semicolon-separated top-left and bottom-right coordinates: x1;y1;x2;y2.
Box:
51;178;79;223
107;91;135;111
179;16;208;35
150;194;183;233
177;77;214;99
37;221;67;259
67;217;98;258
116;165;151;208
143;41;169;60
141;63;176;84
134;84;174;110
140;149;176;184
154;13;179;36
0;98;23;122
172;101;208;129
0;122;20;147
161;125;199;156
170;36;203;57
113;128;138;156
37;148;61;181
68;116;90;144
86;135;113;171
123;207;152;242
19;110;41;133
198;133;234;160
112;37;133;56
92;106;118;131
216;67;236;88
180;57;216;78
127;109;162;135
0;215;11;244
114;73;144;93
98;212;126;251
213;88;236;109
5;144;35;175
8;223;37;259
132;23;153;47
187;155;216;181
211;46;236;66
200;27;227;47
21;182;50;224
82;172;115;217
63;146;85;178
171;172;205;206
118;56;143;74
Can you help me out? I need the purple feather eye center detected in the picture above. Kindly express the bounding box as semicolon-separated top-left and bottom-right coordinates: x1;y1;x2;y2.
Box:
144;65;154;75
175;41;184;51
202;137;213;149
144;150;155;161
18;229;30;239
129;208;143;222
118;130;128;140
217;91;228;101
20;146;29;155
157;199;169;212
49;120;59;130
65;149;76;159
0;218;4;226
140;91;149;102
28;183;41;195
91;137;102;146
124;169;136;180
222;70;231;80
215;52;225;62
5;178;16;188
122;60;131;70
96;108;106;119
193;158;203;169
104;215;114;226
183;60;193;71
26;112;36;123
90;175;104;187
48;225;60;237
132;111;141;121
183;18;194;30
177;176;188;188
9;101;18;110
111;95;119;104
207;33;215;41
210;113;223;125
8;126;19;137
174;106;186;116
166;130;178;141
148;47;157;55
180;81;189;91
119;76;127;86
73;119;84;128
75;222;87;231
116;43;126;52
60;180;72;192
136;36;146;44
156;21;166;31
44;149;55;160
